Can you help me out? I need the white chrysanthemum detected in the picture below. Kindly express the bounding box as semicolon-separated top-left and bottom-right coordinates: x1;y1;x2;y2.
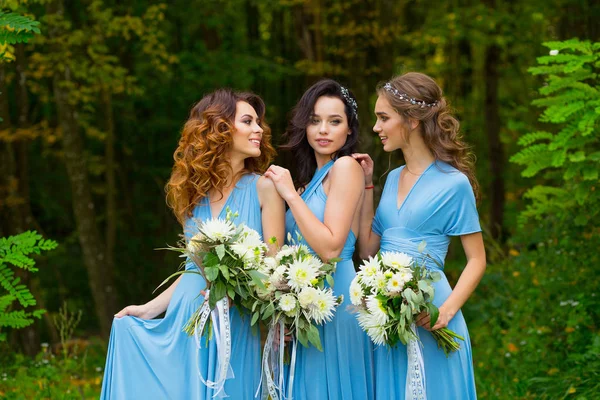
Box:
259;256;278;274
279;293;297;313
357;311;388;346
307;255;324;273
230;228;267;264
386;273;405;294
287;259;318;291
358;256;381;286
366;295;389;325
200;218;236;242
397;267;413;284
270;265;288;289
349;278;364;306
186;232;205;255
368;324;388;346
381;252;413;269
298;286;318;309
373;272;388;293
309;289;336;324
275;245;296;261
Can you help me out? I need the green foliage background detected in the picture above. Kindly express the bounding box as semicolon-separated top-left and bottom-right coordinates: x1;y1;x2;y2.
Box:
0;0;598;398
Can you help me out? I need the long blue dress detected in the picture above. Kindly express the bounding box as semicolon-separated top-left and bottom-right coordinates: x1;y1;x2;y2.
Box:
285;159;375;400
101;174;262;400
372;161;481;399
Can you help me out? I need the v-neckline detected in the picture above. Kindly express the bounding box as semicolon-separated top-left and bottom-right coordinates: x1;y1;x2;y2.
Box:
395;162;434;211
208;175;243;219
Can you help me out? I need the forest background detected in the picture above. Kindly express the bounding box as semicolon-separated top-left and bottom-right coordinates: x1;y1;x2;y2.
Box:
0;0;599;398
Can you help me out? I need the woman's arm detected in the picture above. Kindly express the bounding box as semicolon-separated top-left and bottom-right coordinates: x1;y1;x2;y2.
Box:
417;232;487;330
115;276;182;319
257;175;286;256
352;153;381;258
265;156;363;261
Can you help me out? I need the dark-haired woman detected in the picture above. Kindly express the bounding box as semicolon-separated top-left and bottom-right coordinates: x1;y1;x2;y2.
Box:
265;80;374;400
101;89;285;399
353;72;486;399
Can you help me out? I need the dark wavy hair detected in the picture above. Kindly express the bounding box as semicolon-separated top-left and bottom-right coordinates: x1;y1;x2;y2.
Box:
166;89;275;224
280;79;360;189
378;72;479;200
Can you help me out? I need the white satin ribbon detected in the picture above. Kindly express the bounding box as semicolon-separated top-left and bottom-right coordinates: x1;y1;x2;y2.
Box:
255;321;298;400
406;323;427;400
193;290;234;398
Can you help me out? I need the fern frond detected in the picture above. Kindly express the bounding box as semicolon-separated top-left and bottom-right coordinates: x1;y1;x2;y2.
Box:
0;12;41;45
517;131;554;146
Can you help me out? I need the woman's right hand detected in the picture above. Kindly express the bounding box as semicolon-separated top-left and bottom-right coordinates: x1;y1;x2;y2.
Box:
114;304;158;320
351;153;374;185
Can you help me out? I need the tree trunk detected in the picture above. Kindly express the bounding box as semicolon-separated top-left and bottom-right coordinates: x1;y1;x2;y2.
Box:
48;0;116;338
484;44;505;240
103;90;116;290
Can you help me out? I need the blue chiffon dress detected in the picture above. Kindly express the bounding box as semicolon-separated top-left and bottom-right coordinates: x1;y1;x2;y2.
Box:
101;174;263;400
372;161;481;399
285;159;375;400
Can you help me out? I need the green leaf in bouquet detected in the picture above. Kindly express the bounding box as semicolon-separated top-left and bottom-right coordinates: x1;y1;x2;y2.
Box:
204;252;220;268
251;311;260;326
387;306;398;320
296;318;306;329
418;280;434;297
425;302;439;328
209;281;227;309
227;286;236;300
307;324;323;351
204;266;219;282
235;283;249;300
262;303;275;320
417;240;427;253
414;290;425;305
215;244;226;260
328;257;341;264
248;269;267;290
325;274;334;288
297;328;309;348
252;300;259;312
218;264;230;280
403;288;416;303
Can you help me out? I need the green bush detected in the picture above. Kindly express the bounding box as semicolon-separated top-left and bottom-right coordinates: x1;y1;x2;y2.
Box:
466;225;599;399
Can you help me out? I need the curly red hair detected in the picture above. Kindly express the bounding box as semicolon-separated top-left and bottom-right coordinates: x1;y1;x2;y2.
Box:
166;89;275;224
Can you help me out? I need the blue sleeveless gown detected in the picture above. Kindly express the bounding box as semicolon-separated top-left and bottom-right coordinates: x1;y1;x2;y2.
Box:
101;174;262;400
372;161;481;399
285;160;375;400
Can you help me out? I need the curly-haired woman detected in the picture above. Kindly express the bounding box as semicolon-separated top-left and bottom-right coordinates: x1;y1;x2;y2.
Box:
353;72;486;399
101;89;285;399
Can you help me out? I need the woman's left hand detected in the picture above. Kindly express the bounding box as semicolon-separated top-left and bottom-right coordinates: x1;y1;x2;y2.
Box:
264;165;298;202
416;304;456;331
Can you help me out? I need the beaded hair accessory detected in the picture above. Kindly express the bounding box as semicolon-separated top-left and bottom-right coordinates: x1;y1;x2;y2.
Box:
340;85;358;117
383;82;438;108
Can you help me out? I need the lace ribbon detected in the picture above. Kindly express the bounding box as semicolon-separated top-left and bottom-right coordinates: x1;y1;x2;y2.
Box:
406;323;427;400
193;291;234;398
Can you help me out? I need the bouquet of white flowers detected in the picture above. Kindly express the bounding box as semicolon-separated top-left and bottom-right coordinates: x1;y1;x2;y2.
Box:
350;243;464;399
160;208;268;396
250;235;341;400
